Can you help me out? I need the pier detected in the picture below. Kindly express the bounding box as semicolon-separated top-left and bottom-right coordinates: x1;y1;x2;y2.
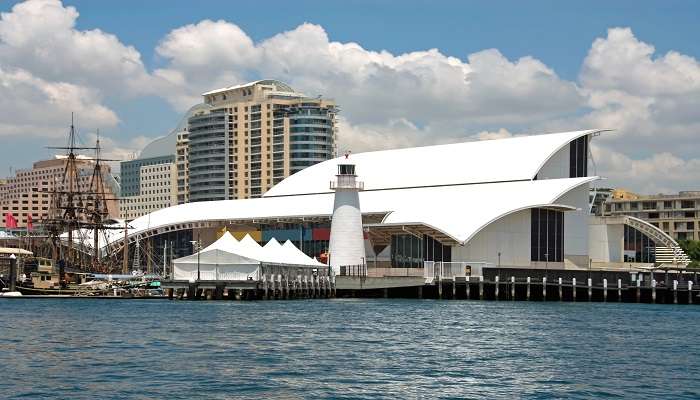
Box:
161;264;336;300
334;263;700;304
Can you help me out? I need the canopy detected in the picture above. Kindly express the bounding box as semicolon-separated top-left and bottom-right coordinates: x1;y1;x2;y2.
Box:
172;232;260;281
172;232;323;281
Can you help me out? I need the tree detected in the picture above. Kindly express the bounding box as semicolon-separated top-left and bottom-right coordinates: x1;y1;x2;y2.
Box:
678;240;700;268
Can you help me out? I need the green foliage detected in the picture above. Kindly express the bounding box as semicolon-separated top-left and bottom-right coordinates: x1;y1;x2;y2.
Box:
678;240;700;262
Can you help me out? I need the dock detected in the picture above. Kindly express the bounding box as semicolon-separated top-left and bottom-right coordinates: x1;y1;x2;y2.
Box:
335;266;700;304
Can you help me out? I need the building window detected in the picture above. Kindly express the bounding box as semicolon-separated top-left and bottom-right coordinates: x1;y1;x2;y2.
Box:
681;200;695;209
569;136;588;178
531;208;564;262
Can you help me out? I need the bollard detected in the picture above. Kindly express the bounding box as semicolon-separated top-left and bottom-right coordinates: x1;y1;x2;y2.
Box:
510;276;515;300
558;277;563;301
572;278;577;301
526;277;531;301
495;276;500;300
587;278;592;302
8;255;17;293
673;280;678;304
603;278;608;302
542;277;547;301
651;279;657;303
617;278;622;302
479;276;484;300
689;281;693;304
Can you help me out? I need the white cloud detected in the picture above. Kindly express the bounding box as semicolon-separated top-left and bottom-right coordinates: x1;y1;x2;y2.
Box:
0;66;118;137
154;21;584;128
591;144;700;194
0;0;151;96
1;1;700;194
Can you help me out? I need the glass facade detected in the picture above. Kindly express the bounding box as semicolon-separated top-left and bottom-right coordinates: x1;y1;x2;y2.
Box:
531;208;564;262
623;225;656;263
569;136;588;178
188;109;227;202
390;234;451;268
288;104;336;175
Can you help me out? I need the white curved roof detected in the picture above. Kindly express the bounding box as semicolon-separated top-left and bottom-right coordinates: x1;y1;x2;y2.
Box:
107;176;596;247
138;103;210;159
265;129;601;197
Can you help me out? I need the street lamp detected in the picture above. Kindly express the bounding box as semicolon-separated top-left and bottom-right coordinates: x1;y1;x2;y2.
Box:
189;233;201;282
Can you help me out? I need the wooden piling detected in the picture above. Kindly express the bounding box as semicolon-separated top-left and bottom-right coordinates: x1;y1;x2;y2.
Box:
617;279;622;302
572;278;577;301
452;278;456;299
636;278;641;303
651;279;657;304
689;281;694;304
558;277;563;301
478;276;484;300
466;278;471;300
510;276;515;300
494;276;500;300
587;278;592;302
603;278;608;302
542;277;547;301
526;277;531;301
673;280;678;304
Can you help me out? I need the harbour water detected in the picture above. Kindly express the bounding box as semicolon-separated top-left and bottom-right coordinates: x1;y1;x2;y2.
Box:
1;299;699;399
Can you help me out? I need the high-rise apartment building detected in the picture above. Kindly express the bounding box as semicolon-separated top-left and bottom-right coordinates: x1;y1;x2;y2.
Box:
602;189;700;241
176;130;189;204
188;80;337;202
0;157;120;229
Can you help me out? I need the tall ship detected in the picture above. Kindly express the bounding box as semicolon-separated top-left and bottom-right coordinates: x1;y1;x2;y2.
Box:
0;116;160;296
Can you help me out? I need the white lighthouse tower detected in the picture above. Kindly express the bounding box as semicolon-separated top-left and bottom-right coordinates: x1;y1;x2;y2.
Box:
328;154;365;275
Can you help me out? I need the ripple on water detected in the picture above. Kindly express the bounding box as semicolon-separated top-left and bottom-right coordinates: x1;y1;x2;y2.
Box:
0;299;699;399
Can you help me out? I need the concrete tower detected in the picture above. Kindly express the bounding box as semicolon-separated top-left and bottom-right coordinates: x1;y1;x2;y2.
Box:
328;156;365;274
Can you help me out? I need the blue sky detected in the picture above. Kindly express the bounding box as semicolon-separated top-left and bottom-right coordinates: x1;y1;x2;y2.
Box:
1;0;699;192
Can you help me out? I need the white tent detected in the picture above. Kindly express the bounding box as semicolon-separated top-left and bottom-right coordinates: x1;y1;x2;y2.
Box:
172;232;260;281
172;232;324;281
281;240;326;266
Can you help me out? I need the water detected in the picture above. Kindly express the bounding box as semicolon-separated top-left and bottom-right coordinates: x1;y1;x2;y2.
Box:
1;299;699;399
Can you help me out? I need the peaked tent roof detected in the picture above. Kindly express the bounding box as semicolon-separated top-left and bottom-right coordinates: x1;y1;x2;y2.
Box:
202;231;239;252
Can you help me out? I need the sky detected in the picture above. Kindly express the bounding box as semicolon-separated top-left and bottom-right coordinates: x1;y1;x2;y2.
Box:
0;0;699;194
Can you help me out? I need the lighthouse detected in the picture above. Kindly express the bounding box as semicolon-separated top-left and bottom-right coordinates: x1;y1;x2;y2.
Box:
328;154;365;275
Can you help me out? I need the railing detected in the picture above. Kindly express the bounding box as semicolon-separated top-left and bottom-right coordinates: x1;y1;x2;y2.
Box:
330;177;364;190
424;261;495;281
339;264;367;277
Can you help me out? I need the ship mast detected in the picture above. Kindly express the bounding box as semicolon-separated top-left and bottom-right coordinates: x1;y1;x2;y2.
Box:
87;131;109;271
43;115;121;272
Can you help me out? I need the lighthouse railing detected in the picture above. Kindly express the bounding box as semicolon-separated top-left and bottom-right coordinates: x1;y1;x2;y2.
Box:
330;179;364;190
